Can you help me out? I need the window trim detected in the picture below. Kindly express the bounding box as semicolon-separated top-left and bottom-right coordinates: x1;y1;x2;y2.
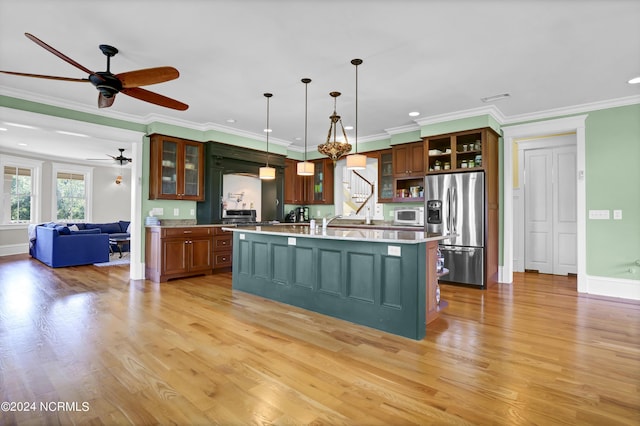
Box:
51;162;94;223
0;154;43;226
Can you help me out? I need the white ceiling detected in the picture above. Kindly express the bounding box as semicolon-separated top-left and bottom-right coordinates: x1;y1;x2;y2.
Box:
1;0;639;163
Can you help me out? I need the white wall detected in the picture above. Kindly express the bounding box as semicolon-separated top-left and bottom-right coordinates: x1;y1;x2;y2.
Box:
0;151;131;255
222;174;262;220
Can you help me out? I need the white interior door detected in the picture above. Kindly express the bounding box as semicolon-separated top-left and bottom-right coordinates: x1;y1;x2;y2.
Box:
524;143;577;275
553;146;577;275
524;149;553;273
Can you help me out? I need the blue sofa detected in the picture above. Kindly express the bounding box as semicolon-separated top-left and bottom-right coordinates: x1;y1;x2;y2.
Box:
29;221;130;268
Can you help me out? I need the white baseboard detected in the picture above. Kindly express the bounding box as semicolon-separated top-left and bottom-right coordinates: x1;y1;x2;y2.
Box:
498;266;512;284
585;275;640;300
0;243;29;257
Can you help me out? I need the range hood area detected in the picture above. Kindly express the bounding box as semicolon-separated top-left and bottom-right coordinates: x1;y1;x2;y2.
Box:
196;142;286;224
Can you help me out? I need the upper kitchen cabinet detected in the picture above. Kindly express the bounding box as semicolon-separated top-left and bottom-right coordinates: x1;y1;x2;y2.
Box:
425;128;499;174
149;134;205;201
284;158;304;204
377;149;394;202
308;158;334;204
392;141;424;178
284;158;334;205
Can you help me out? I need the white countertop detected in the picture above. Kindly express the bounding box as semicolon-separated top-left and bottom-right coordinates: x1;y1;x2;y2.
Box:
222;224;450;244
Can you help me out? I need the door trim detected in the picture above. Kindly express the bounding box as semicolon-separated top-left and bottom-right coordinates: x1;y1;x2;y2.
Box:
502;115;587;292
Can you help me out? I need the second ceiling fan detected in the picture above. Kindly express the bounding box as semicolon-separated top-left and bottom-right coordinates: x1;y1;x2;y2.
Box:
0;33;189;111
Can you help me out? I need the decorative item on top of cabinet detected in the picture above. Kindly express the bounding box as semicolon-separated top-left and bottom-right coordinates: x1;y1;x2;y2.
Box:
149;134;204;201
424;128;498;174
392;141;424;178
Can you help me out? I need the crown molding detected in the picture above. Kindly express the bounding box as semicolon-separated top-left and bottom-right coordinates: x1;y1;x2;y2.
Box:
384;123;421;135
501;95;640;124
1;86;292;148
414;104;506;126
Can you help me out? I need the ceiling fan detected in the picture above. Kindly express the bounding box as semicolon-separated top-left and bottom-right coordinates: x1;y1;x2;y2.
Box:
88;148;132;166
0;33;189;111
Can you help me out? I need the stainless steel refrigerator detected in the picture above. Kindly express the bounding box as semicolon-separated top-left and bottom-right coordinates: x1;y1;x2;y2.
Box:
425;171;485;287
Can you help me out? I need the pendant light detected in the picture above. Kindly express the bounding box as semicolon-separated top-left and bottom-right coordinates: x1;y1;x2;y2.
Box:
259;92;276;180
346;58;367;170
297;78;314;176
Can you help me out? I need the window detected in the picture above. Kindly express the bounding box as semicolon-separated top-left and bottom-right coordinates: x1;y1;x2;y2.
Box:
52;163;93;222
0;155;42;225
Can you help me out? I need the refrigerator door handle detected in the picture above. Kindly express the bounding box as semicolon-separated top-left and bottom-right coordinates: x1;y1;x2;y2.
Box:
446;188;451;234
451;186;457;233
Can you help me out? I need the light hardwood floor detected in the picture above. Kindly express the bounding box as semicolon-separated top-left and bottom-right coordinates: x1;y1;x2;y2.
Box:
0;254;638;425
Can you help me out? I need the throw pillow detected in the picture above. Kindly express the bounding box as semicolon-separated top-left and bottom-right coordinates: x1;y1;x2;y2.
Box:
70;228;101;235
54;225;71;235
69;224;79;232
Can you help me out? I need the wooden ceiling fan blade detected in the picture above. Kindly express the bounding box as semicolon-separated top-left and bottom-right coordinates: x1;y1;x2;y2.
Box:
25;33;94;75
98;93;116;108
0;70;89;82
117;67;179;88
121;87;188;111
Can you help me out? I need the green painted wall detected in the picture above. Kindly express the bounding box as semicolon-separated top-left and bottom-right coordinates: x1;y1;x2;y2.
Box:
4;95;639;284
584;104;640;280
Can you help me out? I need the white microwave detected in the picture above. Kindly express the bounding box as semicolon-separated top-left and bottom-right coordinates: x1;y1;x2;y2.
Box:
393;207;424;226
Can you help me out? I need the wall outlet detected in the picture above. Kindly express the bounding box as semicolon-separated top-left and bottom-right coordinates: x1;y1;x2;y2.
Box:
613;210;622;220
190;209;195;216
151;207;164;216
588;209;610;220
173;208;179;216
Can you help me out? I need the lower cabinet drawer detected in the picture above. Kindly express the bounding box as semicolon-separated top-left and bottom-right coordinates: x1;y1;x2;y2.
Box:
214;251;232;268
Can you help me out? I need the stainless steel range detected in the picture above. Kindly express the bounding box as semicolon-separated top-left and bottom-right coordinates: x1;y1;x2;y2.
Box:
222;209;256;224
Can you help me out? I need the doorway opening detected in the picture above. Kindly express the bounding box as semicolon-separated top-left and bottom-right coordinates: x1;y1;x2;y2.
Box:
514;134;577;275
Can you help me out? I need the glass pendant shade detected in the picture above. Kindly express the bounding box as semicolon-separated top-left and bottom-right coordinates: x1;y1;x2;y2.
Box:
346;153;367;170
259;166;276;180
297;161;314;176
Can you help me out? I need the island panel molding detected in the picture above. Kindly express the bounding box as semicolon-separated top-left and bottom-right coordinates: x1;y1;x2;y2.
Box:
227;226;447;339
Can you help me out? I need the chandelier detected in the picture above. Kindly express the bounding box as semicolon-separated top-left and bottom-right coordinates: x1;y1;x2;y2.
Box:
317;91;352;166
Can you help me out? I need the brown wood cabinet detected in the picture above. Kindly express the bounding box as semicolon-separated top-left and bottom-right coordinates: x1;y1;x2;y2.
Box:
149;134;205;201
424;128;498;174
213;227;233;269
145;226;214;282
377;149;394;202
423;127;500;288
392;141;424;178
284;158;334;205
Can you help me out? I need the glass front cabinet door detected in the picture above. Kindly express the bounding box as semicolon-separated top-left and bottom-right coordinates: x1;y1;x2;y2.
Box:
149;134;204;201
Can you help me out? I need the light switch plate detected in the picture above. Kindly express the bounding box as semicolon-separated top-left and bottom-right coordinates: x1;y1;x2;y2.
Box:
588;210;610;220
288;237;297;246
613;210;622;220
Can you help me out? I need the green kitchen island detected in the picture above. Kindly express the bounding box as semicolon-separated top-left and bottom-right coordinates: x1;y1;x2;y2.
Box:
223;225;449;340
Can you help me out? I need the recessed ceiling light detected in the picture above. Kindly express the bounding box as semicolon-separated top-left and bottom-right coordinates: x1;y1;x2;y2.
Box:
226;118;236;123
18;142;28;146
344;125;353;130
480;93;511;103
409;111;420;117
55;130;89;137
0;127;7;131
294;137;302;141
4;122;37;129
628;76;640;84
263;128;272;133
